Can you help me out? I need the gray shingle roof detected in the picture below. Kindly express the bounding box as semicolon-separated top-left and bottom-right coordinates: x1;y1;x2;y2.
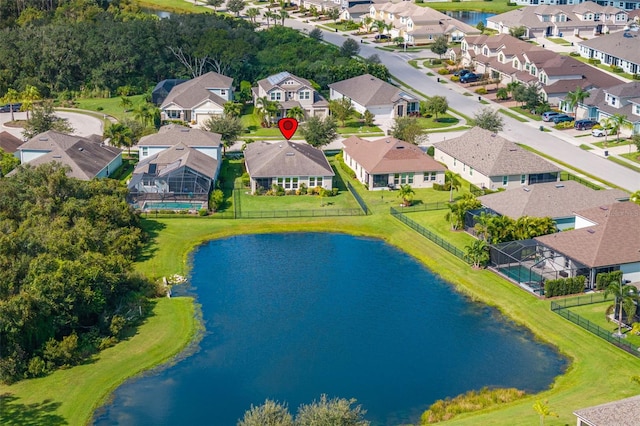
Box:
244;141;334;178
0;131;22;153
133;142;217;178
582;81;640;122
160;72;232;109
138;124;222;148
478;180;628;219
17;130;121;180
579;30;640;67
434;127;560;176
328;74;417;108
574;395;640;426
535;202;640;268
342;135;445;174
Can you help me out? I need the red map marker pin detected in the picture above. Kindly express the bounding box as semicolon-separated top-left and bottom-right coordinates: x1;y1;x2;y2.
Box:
278;118;298;140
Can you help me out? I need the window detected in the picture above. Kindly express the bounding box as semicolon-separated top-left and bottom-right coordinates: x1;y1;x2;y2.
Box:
394;174;400;185
503;176;509;186
300;91;310;100
220;89;226;96
309;176;323;187
395;173;413;184
430;172;437;181
453;158;457;166
141;147;148;156
521;174;526;184
470;167;473;176
270;92;282;101
168;110;180;119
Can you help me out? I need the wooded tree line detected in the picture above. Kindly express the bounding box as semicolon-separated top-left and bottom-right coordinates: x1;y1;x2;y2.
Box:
0;4;389;99
0;164;151;383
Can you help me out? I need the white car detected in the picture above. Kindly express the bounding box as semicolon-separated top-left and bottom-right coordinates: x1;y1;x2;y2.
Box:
591;128;614;137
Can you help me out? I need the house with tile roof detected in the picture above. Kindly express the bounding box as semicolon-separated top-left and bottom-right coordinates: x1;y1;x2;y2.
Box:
138;124;222;162
534;201;640;287
477;180;629;229
487;2;628;38
368;1;480;45
160;72;233;126
244;140;334;194
574;394;640;426
461;34;622;105
128;142;218;210
342;136;446;190
0;131;22;154
14;131;122;180
328;74;419;118
252;71;329;121
575;81;640;134
578;29;640;76
433;127;560;190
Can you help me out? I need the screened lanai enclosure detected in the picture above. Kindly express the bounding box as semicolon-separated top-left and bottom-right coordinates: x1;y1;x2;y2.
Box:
489;239;589;295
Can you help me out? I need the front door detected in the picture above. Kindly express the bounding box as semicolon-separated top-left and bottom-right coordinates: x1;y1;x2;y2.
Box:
397;104;404;117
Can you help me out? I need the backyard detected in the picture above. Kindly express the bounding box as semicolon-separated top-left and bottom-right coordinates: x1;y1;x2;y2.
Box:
568;301;640;348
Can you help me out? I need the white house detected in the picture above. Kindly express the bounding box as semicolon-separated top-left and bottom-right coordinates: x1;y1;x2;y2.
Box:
252;71;329;119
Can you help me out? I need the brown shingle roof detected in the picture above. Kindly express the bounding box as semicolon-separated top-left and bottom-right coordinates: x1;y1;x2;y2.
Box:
535;202;640;268
138;124;222;148
434;127;560;177
160;71;232;109
244;141;334;178
343;135;445;174
133;142;217;178
574;394;640;426
0;131;22;153
478;180;629;219
328;74;417;108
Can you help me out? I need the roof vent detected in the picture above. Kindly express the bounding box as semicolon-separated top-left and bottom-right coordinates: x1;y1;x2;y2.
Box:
523;187;530;192
39;137;48;141
396;146;405;150
52;155;62;159
587;229;596;234
78;147;84;151
180;129;190;132
599;206;609;210
386;139;390;143
176;147;184;151
286;152;295;156
555;184;564;188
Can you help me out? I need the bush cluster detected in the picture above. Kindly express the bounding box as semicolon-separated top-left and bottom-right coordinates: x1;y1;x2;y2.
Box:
437;68;450;75
588;58;601;65
450;75;460;82
433;182;452;191
554;121;574;129
596;271;623;291
475;87;488;95
544;275;586;298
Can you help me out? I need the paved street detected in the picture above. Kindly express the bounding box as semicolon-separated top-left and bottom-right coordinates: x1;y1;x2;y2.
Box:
0;110;104;139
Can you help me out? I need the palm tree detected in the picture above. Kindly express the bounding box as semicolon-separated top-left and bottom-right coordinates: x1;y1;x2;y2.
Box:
278;9;289;25
132;103;152;126
565;86;589;118
286;106;305;121
373;19;388;40
610;113;631;142
263;10;275;27
600;116;615;146
445;170;461;202
104;123;134;154
506;81;521;102
605;278;638;338
2;88;21;122
464;239;489;269
120;96;133;113
532;400;558;426
224;101;243;118
473;211;493;241
361;15;373;33
246;7;259;23
397;184;415;207
255;96;279;127
20;85;41;120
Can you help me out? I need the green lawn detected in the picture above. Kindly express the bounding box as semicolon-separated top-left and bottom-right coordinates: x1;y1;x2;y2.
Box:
422;0;520;13
568;55;635;81
546;37;571;46
608;156;640;173
138;0;212;13
508;106;543;121
75;95;147;121
417;114;460;129
500;109;528;122
111;158;136;183
621;151;640;164
579;144;593;151
569;301;640;347
593;139;632;148
405;209;477;251
0;297;196;426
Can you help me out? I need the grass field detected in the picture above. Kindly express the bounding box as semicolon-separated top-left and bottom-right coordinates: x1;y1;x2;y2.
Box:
138;0;211;13
508;106;543;121
75;95;147;121
621;151;640;163
569;301;640;348
500;108;528;122
421;0;520;13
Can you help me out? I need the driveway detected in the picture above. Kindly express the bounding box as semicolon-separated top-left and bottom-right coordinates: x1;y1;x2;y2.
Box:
0;110;104;141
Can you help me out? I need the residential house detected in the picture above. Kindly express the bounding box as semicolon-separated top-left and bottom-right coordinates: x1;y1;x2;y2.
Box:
137;124;223;175
461;34;622;105
578;29;640;75
0;131;22;154
575;81;640;134
487;2;628;38
152;78;187;106
535;201;640;287
477;180;629;229
160;71;233;126
15;130;122;180
342;135;445;190
433;127;561;190
368;1;480;45
252;71;329;120
328;74;419;118
128;142;218;210
244;140;334;194
574;394;640;426
512;0;640;12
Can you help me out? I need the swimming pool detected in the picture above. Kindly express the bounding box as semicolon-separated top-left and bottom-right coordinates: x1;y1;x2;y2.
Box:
499;264;544;285
142;201;204;210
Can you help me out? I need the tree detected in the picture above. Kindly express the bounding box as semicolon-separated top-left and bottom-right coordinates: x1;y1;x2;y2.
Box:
278;9;289;25
22;101;74;139
299;115;338;147
309;27;323;41
238;399;293;426
120;96;133;113
445;170;461;202
340;38;360;57
507;81;522;102
610;113;631;142
104;123;134;154
496;88;509;100
423;96;448;121
373;20;388;39
565;86;589;118
246;7;260;23
472;107;504;133
286;106;305;121
20;85;41;120
632;135;640;160
445;194;481;231
605;279;638;338
226;0;245;16
327;7;340;23
329;97;354;127
1;88;21;122
263;10;275;27
397;184;415;207
0;149;20;177
132;102;157;127
206;0;225;11
390;116;427;145
255;96;279;127
204;115;244;154
223;101;243;118
509;26;527;39
631;190;640;205
363;110;374;127
532;400;558;426
430;35;449;59
295;394;369;426
476;21;485;34
361;15;373;33
465;239;489;269
600;116;615;145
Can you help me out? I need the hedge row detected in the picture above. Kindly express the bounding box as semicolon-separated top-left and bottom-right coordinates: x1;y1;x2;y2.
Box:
595;271;623;291
544;275;586;298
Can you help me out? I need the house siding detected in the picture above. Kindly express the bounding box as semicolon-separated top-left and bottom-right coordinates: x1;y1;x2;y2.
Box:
96;154;123;178
621;261;640;283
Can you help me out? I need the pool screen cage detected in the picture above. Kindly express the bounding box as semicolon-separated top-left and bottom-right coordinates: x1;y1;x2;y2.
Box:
128;166;212;206
489;239;586;295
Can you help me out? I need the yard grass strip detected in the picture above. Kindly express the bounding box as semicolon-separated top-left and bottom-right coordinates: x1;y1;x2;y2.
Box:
579;144;593;150
499;108;528;122
608;156;640;173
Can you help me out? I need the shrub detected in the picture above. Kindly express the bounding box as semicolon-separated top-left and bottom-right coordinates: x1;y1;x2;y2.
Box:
331;188;339;196
427;146;435;156
209;189;225;211
450;75;460;82
569;52;580;57
27;356;48;378
610;65;623;73
544;275;586;297
299;183;308;195
596;271;622;291
634;74;640;80
433;182;451;191
241;172;250;187
555;121;574;129
437;68;450;75
475;87;488;95
588;58;601;65
446;59;455;66
430;58;442;65
198;208;208;216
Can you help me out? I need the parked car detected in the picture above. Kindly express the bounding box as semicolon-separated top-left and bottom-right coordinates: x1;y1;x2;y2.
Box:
552;114;573;124
454;69;470;77
0;103;22;113
591;127;615;137
460;73;481;83
0;104;8;113
541;111;560;122
574;119;598;130
374;34;390;40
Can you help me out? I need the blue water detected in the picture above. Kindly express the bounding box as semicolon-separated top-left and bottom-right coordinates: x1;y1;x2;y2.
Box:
93;233;566;426
445;11;496;27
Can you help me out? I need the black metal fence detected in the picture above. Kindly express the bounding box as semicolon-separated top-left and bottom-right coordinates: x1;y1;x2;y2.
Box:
391;201;450;213
560;172;602;190
235;209;363;219
346;181;370;215
551;300;640;358
390;207;467;261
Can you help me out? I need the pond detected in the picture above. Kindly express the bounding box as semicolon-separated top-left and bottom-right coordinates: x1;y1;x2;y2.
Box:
445;11;495;27
93;233;566;425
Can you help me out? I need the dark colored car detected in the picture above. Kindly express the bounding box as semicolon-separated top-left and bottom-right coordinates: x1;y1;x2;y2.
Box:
454;69;470;77
541;111;560;122
574;119;598;130
374;34;390;40
0;104;10;113
552;114;573;124
460;73;481;83
0;103;21;113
